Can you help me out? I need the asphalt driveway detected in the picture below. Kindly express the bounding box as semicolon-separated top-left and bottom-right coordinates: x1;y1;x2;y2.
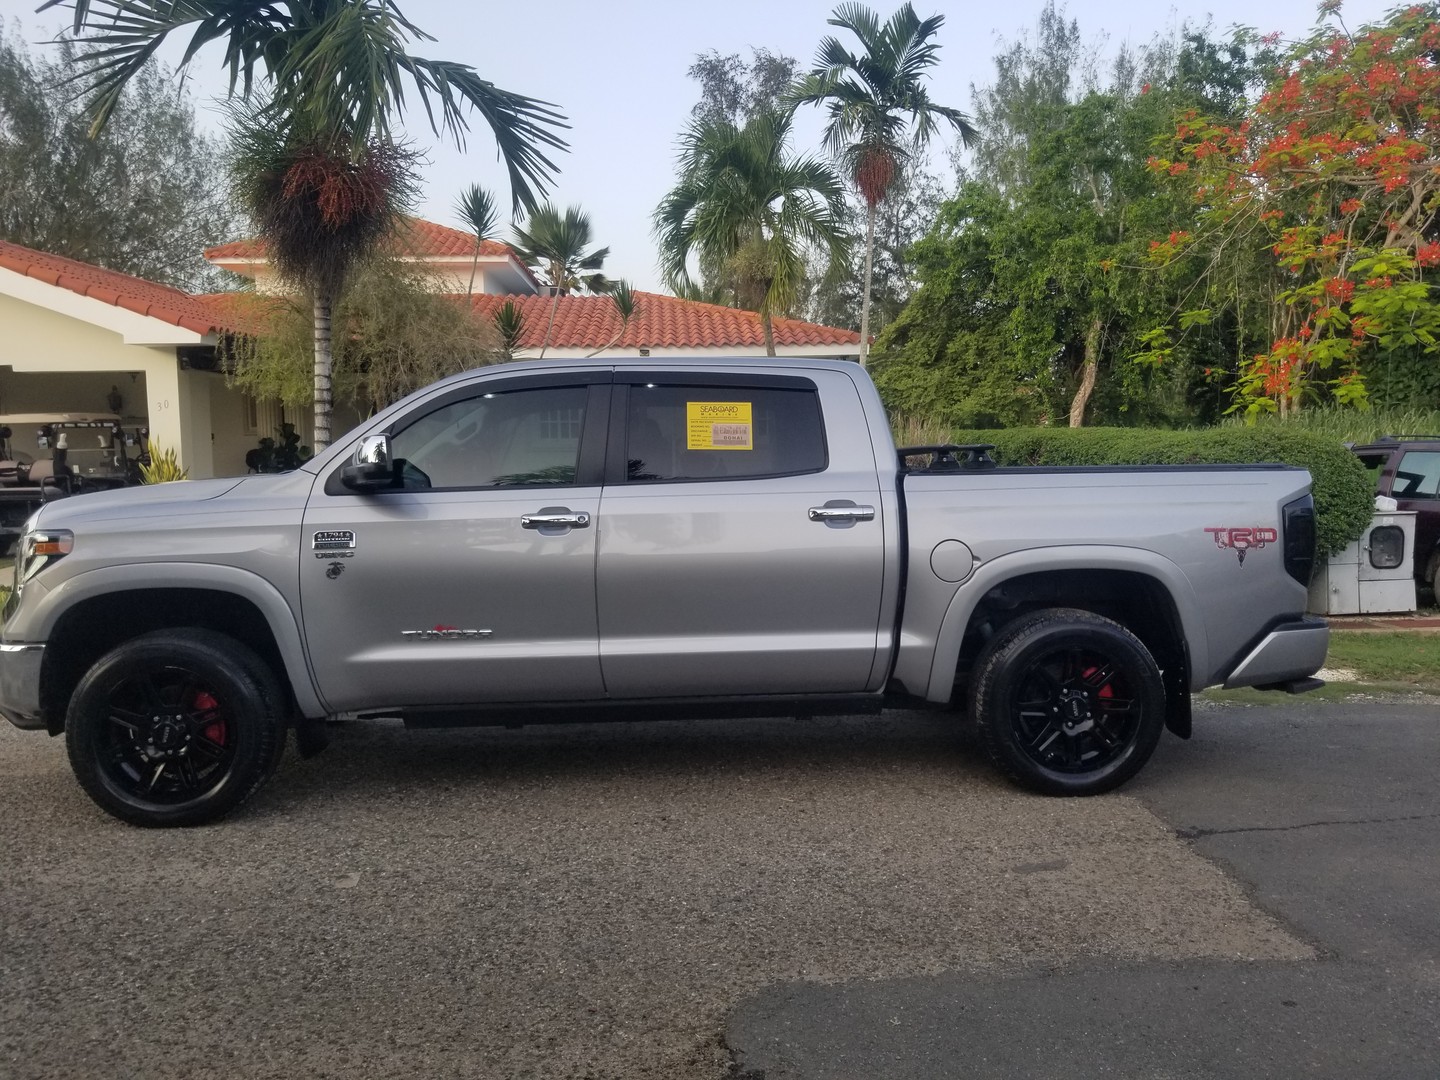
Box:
1;698;1430;1079
728;698;1440;1078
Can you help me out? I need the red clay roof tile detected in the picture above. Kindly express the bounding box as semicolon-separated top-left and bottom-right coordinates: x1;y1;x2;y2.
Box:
466;292;860;350
204;216;519;262
0;239;238;336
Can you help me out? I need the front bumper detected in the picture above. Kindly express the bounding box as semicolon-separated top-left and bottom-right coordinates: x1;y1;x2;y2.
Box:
1223;617;1330;689
0;643;46;729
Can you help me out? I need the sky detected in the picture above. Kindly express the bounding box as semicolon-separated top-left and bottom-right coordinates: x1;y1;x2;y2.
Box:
0;0;1401;292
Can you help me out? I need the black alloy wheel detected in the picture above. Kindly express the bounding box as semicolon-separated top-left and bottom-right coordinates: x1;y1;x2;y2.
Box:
97;665;236;804
970;608;1166;796
66;630;286;827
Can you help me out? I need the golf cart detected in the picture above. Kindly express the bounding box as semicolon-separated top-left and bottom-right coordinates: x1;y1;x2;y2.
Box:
0;413;149;555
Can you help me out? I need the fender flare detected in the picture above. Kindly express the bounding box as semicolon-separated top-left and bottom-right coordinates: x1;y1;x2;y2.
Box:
923;546;1209;702
34;562;328;718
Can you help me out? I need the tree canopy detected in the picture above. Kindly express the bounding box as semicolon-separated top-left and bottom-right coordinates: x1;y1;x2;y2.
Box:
871;8;1281;427
1139;3;1440;417
0;29;236;291
223;259;501;416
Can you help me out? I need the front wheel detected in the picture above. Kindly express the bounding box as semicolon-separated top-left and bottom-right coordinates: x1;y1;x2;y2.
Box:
65;630;286;827
970;608;1166;796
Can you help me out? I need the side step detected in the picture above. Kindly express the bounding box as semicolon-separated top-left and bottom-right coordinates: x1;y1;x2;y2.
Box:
394;693;887;729
1254;677;1326;694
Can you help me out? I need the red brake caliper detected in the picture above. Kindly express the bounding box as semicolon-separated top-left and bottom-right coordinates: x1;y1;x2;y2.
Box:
194;691;225;745
1081;666;1115;700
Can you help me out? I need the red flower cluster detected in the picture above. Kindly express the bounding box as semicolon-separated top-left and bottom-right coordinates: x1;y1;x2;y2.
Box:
1324;277;1356;301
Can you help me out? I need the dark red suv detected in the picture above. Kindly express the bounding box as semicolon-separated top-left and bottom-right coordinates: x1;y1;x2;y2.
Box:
1350;436;1440;594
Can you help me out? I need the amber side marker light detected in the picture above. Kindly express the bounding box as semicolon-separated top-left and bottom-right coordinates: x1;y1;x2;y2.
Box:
29;535;73;557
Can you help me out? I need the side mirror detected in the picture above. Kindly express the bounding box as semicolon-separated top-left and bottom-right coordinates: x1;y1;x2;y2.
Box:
341;434;398;491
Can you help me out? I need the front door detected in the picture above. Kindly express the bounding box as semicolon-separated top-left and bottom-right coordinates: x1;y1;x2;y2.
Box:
595;371;886;698
1391;448;1440;579
301;374;610;712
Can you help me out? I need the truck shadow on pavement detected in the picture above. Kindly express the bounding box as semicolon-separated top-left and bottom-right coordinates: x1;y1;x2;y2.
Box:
262;710;997;803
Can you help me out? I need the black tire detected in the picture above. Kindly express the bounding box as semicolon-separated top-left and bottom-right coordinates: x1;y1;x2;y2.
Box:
65;629;287;827
970;608;1166;796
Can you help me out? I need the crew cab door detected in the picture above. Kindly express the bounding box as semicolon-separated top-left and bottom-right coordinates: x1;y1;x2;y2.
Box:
301;372;610;712
595;371;886;697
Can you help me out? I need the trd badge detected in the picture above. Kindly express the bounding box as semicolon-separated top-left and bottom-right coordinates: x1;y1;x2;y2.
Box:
1203;526;1278;566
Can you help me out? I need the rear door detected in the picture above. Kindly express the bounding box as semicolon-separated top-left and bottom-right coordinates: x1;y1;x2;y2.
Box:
595;370;886;698
301;371;610;712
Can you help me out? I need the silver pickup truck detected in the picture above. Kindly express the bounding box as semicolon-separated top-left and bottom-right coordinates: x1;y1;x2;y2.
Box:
0;359;1328;826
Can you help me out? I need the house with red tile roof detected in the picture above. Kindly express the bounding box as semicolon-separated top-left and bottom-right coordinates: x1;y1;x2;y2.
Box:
0;219;860;478
0;238;264;480
205;217;862;361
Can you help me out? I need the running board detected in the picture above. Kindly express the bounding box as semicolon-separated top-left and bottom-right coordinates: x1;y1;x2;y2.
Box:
393;693;886;729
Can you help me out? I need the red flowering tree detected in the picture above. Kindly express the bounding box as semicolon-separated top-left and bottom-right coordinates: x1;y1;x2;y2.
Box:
1139;3;1440;416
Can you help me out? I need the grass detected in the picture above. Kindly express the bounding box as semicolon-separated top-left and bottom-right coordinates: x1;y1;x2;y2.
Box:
1324;630;1440;685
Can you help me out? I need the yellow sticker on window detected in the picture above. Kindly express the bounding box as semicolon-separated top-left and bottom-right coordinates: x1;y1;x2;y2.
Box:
686;401;753;450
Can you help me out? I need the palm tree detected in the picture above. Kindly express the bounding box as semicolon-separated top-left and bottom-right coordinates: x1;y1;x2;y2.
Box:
654;108;850;357
455;183;501;298
492;301;527;360
586;282;639;357
791;2;977;365
47;0;569;447
511;205;612;359
227;108;419;448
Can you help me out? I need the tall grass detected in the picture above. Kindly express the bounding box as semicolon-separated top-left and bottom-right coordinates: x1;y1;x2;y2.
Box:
889;412;954;447
1220;405;1440;445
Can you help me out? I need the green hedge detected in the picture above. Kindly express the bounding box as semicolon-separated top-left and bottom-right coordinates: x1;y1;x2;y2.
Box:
948;427;1374;558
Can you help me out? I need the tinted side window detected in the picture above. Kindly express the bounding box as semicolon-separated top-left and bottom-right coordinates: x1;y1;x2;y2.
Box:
1394;451;1440;498
625;385;826;483
391;385;588;489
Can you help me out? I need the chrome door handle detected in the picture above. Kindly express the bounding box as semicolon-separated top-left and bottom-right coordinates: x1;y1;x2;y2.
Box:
808;505;875;522
521;510;591;529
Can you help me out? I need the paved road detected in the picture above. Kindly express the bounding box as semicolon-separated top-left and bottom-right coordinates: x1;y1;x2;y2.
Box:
728;699;1440;1078
0;707;1308;1079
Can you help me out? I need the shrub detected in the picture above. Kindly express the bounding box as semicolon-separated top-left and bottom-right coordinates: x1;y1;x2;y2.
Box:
947;426;1374;557
138;442;188;484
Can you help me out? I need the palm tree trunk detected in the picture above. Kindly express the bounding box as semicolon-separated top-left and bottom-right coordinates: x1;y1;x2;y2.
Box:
761;311;776;357
466;249;480;298
313;291;334;451
1068;316;1105;428
539;288;561;360
859;202;877;367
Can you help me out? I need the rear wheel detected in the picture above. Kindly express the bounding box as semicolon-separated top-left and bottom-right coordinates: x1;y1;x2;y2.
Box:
65;630;286;827
970;608;1165;796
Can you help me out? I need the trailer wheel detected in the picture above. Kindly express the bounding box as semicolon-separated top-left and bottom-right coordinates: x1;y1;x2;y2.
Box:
65;629;286;827
971;608;1165;796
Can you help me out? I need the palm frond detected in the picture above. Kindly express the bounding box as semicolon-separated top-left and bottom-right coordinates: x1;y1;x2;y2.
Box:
511;203;611;292
41;0;568;212
454;183;500;241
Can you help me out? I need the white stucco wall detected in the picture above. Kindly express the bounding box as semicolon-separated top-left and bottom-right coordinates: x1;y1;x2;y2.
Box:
0;293;213;476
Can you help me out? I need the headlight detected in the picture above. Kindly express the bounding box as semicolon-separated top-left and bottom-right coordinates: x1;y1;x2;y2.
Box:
14;527;73;589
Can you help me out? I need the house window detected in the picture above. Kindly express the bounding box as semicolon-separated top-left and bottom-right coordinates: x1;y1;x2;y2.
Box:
539;408;584;441
242;395;260;435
